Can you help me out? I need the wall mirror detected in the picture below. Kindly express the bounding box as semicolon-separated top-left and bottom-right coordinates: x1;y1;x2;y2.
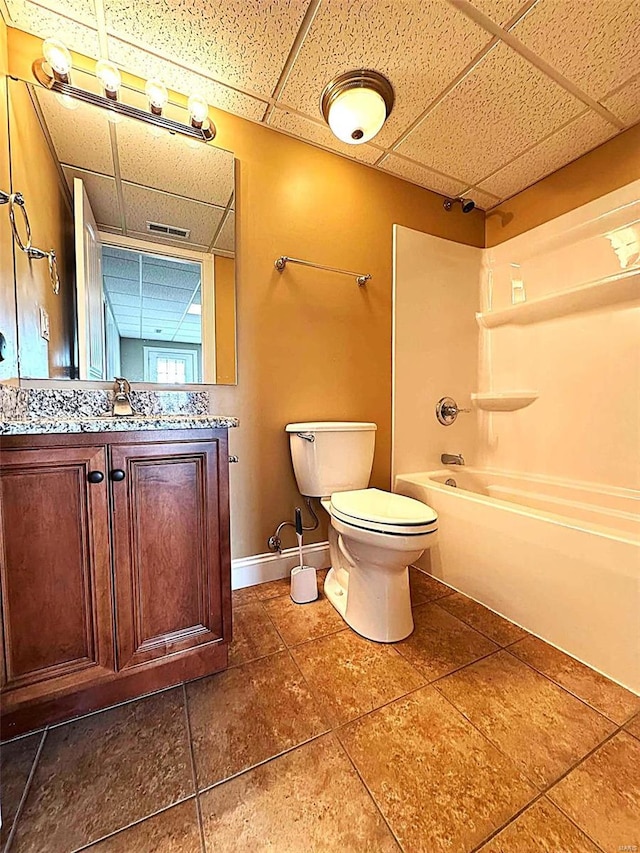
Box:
6;73;236;385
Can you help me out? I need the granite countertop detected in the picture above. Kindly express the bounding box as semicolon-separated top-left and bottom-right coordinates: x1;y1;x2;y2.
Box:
0;413;239;436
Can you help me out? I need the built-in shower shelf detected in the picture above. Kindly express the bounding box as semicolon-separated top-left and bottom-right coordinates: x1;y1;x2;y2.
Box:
475;268;639;329
471;391;538;412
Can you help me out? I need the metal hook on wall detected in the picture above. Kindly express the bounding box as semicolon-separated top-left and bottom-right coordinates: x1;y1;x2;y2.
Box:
2;190;60;294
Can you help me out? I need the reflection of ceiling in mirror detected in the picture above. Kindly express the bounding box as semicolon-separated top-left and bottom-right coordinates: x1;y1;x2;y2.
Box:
103;246;202;344
31;82;235;255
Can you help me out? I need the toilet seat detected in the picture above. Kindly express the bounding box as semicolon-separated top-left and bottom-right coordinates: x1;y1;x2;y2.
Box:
330;488;438;536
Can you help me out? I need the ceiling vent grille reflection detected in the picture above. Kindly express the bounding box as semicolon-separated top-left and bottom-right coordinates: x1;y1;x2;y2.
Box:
146;221;191;239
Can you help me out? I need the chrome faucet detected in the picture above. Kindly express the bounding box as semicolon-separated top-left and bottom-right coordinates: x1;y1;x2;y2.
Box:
111;377;137;417
441;453;465;466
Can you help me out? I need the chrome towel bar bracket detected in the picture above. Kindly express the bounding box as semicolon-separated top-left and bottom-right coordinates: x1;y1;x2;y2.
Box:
4;191;60;294
275;255;371;286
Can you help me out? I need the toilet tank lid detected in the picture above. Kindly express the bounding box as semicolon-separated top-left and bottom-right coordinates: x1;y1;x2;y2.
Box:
285;421;377;432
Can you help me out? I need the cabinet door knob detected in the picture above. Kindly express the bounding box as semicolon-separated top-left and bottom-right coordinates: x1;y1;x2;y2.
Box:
110;469;126;482
87;470;104;484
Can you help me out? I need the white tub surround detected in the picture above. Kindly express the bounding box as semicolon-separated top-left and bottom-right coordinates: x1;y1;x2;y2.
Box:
396;469;639;694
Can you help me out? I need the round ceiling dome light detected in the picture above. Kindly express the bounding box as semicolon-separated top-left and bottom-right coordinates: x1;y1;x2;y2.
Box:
321;70;394;145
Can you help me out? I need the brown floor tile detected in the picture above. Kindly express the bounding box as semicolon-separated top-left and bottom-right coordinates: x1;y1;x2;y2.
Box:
252;575;291;601
394;601;498;681
437;651;615;789
186;650;327;789
11;689;193;853
510;635;640;725
0;733;42;847
199;734;399;852
232;586;257;605
626;713;640;740
292;628;425;726
229;598;284;666
478;797;601;852
339;686;536;853
548;732;640;853
438;592;527;646
263;587;344;646
85;799;201;852
409;566;452;605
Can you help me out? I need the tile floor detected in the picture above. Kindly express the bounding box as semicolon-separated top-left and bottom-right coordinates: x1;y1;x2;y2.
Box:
2;566;639;853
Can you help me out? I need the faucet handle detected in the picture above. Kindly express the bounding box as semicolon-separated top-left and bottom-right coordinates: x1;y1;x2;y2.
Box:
436;396;470;426
114;377;131;394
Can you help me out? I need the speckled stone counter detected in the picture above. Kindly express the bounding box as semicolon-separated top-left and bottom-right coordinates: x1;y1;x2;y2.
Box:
0;386;238;435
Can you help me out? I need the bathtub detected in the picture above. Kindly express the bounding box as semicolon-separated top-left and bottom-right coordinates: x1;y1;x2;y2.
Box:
395;468;640;694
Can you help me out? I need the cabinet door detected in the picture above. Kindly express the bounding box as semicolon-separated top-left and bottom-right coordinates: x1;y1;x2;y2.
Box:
110;439;226;669
0;446;114;692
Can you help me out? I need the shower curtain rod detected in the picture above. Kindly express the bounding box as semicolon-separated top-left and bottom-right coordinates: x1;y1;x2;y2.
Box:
274;255;371;286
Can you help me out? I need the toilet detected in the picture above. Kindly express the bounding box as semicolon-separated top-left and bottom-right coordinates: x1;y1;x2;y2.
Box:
285;421;438;642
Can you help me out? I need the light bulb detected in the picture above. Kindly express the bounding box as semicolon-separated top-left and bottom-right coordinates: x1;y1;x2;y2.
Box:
145;78;168;115
327;87;387;145
96;59;121;100
188;93;208;126
42;37;72;81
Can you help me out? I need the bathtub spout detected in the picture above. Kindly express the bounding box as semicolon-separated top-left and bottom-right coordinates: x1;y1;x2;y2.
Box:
441;453;465;465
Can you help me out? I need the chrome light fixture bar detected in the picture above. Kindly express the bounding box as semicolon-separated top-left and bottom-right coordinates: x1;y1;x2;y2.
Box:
32;55;216;142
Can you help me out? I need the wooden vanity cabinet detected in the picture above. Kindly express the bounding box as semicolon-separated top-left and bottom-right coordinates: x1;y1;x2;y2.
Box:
0;428;232;738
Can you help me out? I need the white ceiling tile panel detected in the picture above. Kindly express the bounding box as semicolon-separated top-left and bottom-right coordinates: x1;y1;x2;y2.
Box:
37;90;115;176
459;187;501;210
141;264;200;286
115;119;233;205
213;210;235;254
103;277;139;296
103;0;311;98
378;155;468;197
9;0;98;27
107;292;141;308
106;38;267;121
142;283;197;303
477;111;620;201
62;168;122;229
269;108;381;165
468;0;527;25
603;76;640;127
122;184;224;247
5;1;100;54
280;0;499;148
396;43;584;185
512;0;640;101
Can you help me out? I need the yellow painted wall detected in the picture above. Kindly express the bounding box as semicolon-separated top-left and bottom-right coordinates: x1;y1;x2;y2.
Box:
486;123;640;246
213;255;236;384
7;80;75;378
0;15;18;381
7;27;484;558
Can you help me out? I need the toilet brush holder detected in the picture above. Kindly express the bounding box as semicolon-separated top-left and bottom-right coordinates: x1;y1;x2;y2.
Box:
290;565;318;604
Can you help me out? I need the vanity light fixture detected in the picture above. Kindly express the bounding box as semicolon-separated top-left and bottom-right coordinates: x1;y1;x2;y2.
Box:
32;39;216;143
321;70;394;145
42;37;73;83
95;59;121;100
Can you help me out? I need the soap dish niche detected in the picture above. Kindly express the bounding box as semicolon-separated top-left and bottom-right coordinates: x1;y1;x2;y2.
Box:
471;391;538;412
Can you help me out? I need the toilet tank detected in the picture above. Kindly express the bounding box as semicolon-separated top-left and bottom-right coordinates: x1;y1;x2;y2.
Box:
285;421;377;497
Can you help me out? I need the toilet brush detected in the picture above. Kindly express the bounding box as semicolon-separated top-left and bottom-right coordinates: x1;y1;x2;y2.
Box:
290;507;318;604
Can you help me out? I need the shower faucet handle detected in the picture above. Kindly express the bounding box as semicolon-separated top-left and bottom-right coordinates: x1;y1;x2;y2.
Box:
436;396;471;426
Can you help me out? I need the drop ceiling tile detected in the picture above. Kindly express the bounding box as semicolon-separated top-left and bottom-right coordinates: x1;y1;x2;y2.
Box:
62;167;121;229
213;210;235;253
106;38;267;121
115;118;233;206
512;0;640;100
460;187;501;210
378;154;467;197
103;0;310;98
470;0;528;25
123;183;224;248
127;230;208;251
478;111;618;200
103;276;139;296
269;108;380;165
9;0;98;26
603;75;640;127
396;42;584;185
37;89;115;176
279;0;500;148
4;1;100;55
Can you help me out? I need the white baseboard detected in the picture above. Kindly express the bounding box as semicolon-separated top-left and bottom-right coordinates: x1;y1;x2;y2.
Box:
232;541;330;590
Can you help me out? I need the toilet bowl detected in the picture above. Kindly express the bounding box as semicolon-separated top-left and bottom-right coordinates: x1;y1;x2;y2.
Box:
285;422;438;643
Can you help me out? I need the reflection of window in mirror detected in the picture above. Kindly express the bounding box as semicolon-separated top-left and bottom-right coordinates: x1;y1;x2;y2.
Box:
100;240;213;384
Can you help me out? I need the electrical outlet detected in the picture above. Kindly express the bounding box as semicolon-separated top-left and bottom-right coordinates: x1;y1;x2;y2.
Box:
39;306;50;341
